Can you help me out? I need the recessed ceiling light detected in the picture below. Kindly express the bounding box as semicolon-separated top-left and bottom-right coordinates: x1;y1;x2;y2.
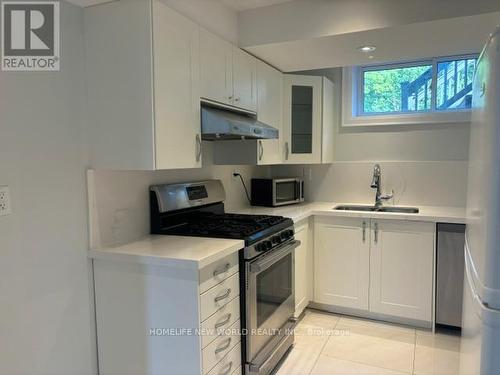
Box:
357;45;376;53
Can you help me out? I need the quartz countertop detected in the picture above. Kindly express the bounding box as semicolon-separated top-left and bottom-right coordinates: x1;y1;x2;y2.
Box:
233;202;466;224
88;235;244;270
89;202;465;268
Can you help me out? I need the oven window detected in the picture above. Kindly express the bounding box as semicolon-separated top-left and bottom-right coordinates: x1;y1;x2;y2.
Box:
256;253;293;327
275;181;296;204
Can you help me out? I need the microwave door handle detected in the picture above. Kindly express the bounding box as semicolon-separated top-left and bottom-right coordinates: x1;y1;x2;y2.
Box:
250;240;300;273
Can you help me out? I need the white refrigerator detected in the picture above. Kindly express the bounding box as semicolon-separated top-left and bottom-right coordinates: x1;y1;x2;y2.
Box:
460;26;500;375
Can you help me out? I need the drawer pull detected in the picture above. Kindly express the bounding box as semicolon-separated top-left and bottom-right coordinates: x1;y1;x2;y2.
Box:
214;313;232;329
214;288;232;303
213;263;231;277
219;361;233;375
215;337;232;354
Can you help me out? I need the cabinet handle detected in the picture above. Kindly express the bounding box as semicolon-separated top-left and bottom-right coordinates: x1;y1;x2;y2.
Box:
219;361;233;375
374;222;379;244
195;134;202;162
214;288;232;303
258;140;264;161
213;263;231;277
215;313;232;329
215;337;232;354
285;142;289;160
362;221;366;242
228;95;233;101
235;97;240;102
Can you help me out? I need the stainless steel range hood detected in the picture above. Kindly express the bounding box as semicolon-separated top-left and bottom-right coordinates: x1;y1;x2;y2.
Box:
201;104;278;141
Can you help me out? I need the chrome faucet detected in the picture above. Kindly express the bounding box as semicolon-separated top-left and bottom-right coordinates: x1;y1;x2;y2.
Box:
370;164;393;208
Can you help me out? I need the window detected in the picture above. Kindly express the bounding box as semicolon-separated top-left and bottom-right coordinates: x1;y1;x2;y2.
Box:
343;54;478;126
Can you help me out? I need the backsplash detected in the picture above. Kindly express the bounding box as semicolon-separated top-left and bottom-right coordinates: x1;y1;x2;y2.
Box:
272;161;468;208
88;144;271;248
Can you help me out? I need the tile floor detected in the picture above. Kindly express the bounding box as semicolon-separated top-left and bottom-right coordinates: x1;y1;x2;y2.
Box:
274;309;461;375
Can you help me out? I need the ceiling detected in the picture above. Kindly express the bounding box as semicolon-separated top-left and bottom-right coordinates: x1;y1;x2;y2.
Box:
219;0;297;11
244;12;500;71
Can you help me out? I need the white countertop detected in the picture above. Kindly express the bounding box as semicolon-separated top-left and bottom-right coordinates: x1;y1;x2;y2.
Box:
234;202;466;224
89;202;465;268
88;235;244;270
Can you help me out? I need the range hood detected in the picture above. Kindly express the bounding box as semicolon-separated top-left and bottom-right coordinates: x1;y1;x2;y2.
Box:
201;105;278;141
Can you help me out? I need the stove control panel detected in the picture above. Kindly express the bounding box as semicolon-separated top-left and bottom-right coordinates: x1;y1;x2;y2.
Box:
249;226;295;258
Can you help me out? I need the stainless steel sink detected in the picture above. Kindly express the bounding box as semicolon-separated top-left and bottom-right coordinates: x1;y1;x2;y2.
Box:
334;205;419;214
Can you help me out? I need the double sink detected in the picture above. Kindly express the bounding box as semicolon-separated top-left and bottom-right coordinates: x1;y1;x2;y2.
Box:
334;205;419;214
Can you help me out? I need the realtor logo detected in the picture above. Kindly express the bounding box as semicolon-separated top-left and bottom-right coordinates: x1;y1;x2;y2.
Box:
1;1;60;71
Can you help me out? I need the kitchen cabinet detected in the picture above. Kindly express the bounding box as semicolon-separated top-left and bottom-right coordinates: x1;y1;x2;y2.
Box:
199;31;257;112
84;0;201;170
283;75;334;164
314;216;370;310
94;252;242;375
370;220;434;322
212;59;283;165
313;216;434;324
233;47;257;112
200;30;233;106
294;219;313;318
256;60;283;165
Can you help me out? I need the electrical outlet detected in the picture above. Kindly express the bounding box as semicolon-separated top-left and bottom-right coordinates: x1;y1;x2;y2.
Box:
0;186;12;216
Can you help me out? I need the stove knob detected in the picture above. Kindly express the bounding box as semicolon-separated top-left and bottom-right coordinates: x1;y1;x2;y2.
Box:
265;240;272;250
280;231;288;240
255;244;264;252
272;235;281;244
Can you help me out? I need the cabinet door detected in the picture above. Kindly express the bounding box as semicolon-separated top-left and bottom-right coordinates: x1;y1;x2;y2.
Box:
370;220;434;322
257;61;283;165
152;1;201;169
294;221;311;317
233;47;257;112
283;75;322;164
314;216;370;310
200;30;233;105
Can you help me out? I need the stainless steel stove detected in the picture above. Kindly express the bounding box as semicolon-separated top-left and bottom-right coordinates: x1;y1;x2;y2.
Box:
150;180;298;375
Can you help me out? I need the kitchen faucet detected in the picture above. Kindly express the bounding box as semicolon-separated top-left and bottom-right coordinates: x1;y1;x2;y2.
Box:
371;164;394;209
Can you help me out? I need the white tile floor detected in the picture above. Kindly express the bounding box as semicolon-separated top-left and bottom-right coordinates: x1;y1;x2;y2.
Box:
274;309;461;375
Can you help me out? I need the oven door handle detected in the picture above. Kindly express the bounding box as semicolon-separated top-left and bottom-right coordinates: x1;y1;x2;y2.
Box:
250;240;300;273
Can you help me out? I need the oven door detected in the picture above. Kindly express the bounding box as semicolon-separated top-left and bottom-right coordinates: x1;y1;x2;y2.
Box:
272;179;303;206
246;239;299;365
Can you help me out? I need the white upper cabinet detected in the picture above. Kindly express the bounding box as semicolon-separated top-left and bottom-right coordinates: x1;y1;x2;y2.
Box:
200;30;233;106
211;59;283;165
314;216;370;310
199;29;257;112
257;61;283;165
84;0;201;170
232;47;257;112
152;1;201;170
283;75;334;164
369;220;434;322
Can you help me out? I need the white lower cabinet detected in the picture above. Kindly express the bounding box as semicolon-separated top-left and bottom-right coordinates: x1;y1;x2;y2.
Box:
313;216;435;324
93;252;242;375
370;220;434;322
294;219;313;317
314;216;370;310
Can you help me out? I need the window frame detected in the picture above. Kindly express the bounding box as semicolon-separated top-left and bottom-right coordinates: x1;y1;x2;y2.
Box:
342;54;478;127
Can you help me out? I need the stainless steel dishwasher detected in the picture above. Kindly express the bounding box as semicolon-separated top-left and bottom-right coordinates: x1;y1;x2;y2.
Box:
436;223;466;328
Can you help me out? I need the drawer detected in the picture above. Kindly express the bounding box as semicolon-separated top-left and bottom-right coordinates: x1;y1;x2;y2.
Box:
200;253;239;294
200;272;240;321
206;342;242;375
202;319;241;374
201;296;240;348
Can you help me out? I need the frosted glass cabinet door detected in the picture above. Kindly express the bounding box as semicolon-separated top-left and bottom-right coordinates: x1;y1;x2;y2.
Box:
283;75;322;164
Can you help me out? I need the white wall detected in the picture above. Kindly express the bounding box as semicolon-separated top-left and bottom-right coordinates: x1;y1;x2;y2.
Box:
0;2;95;375
88;144;270;248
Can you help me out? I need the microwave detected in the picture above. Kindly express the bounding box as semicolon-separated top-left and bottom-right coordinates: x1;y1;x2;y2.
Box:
251;178;304;207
